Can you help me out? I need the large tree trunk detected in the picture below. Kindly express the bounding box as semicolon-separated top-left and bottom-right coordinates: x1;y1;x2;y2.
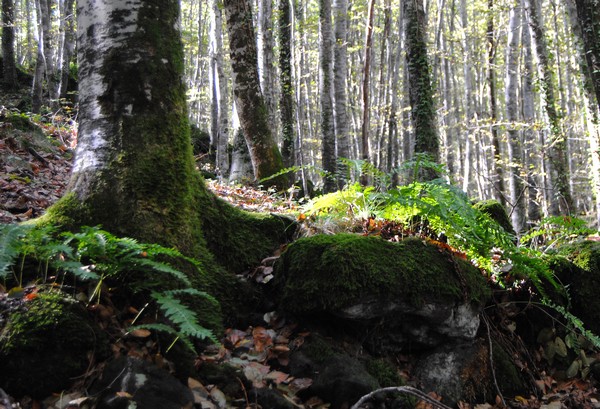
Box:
319;0;336;193
1;0;17;90
223;0;287;189
45;0;293;317
403;0;439;181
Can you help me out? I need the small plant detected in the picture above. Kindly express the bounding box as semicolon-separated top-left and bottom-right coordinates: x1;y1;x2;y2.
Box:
0;224;218;351
521;215;595;252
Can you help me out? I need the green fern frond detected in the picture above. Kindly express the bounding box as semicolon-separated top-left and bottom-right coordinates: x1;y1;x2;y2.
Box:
0;224;33;278
151;291;218;344
133;258;191;286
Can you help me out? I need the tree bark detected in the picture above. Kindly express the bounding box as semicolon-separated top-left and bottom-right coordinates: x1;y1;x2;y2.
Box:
1;0;17;89
279;0;295;170
360;0;375;185
223;0;287;188
505;0;526;234
333;0;349;187
573;0;600;112
404;0;439;181
209;0;230;177
319;0;336;192
54;0;75;100
523;0;574;215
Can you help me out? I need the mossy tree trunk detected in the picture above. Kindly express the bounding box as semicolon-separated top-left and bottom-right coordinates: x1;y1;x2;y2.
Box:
44;0;294;319
278;0;295;170
1;0;17;90
223;0;287;189
403;0;439;181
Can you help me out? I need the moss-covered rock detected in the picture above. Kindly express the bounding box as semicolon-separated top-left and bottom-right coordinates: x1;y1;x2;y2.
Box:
474;199;515;236
275;234;490;315
554;240;600;335
0;291;109;398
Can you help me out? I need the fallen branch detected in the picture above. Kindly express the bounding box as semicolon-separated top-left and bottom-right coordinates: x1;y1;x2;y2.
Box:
351;386;453;409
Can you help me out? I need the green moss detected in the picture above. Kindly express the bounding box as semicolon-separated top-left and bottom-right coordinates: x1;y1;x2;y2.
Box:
474;200;515;236
491;341;526;396
555;241;600;334
301;335;336;364
366;358;402;387
275;234;490;315
0;291;109;398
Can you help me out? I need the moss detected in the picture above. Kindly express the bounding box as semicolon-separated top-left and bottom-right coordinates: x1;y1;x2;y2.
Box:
554;241;600;334
366;358;402;387
301;334;336;365
491;341;526;396
274;234;490;315
474;200;515;236
0;291;110;398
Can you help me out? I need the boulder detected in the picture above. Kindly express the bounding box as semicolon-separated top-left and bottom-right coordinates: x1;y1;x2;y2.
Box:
274;234;490;350
91;356;194;409
0;291;109;398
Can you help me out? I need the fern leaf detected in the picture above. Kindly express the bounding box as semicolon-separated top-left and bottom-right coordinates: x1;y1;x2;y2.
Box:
135;258;191;286
0;224;32;278
151;291;217;343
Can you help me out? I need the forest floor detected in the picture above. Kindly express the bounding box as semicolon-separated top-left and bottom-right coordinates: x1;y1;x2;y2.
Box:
2;105;600;408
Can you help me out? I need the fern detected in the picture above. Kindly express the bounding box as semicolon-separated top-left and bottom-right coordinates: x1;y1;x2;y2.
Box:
0;224;33;279
151;290;218;344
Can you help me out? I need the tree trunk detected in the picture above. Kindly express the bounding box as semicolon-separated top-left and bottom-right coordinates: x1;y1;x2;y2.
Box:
319;0;336;192
333;0;349;187
209;0;230;178
523;0;574;215
279;0;294;170
573;0;600;112
257;0;278;138
223;0;287;188
54;0;75;100
31;0;46;113
487;0;506;204
404;0;439;181
505;0;526;234
1;0;17;89
45;0;293;315
360;0;375;185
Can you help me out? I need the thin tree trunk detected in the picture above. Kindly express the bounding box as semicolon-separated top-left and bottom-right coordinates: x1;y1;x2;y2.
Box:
2;0;17;89
487;0;505;204
279;0;295;170
360;0;376;185
223;0;287;188
505;0;526;233
333;0;349;187
209;0;230;177
523;0;574;215
403;0;439;181
257;0;278;137
319;0;336;192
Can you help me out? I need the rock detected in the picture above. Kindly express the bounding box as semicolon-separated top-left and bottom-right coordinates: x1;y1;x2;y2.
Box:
554;241;600;335
473;200;516;237
91;356;194;409
249;387;295;409
0;291;109;398
274;234;490;350
307;354;380;409
414;339;526;407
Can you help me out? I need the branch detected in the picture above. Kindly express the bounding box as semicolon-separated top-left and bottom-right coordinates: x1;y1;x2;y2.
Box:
350;385;453;409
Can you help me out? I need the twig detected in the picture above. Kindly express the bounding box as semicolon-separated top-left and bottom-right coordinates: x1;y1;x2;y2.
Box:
483;313;507;407
350;385;453;409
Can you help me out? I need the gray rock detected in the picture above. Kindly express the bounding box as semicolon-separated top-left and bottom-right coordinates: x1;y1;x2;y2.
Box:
92;357;194;409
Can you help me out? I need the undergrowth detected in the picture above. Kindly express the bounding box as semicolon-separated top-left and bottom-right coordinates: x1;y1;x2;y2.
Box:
0;224;218;352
